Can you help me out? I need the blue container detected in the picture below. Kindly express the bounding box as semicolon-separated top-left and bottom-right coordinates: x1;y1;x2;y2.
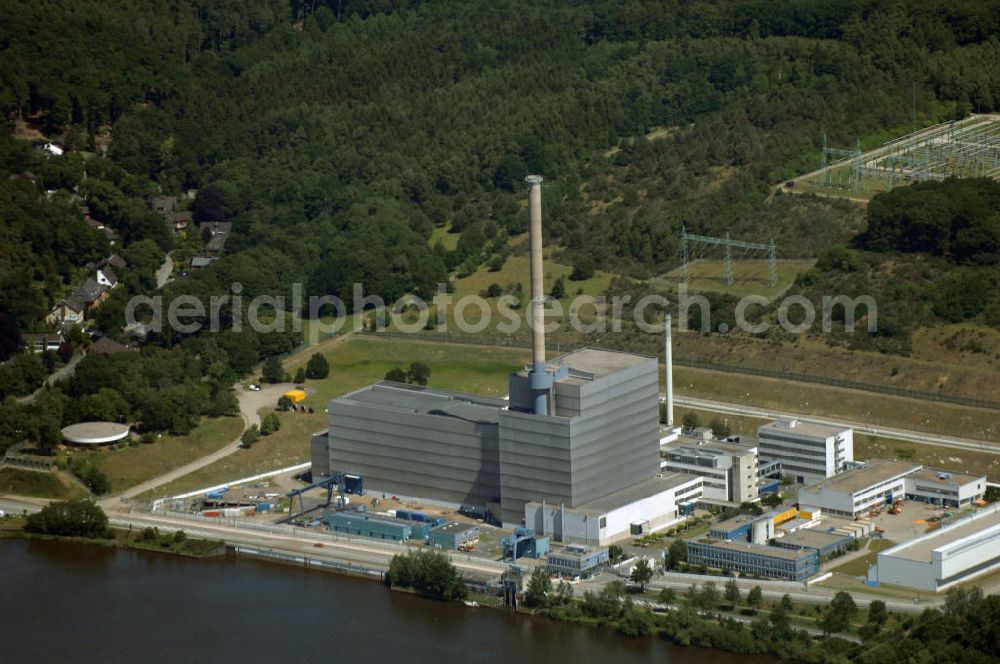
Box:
256;502;271;512
395;509;410;521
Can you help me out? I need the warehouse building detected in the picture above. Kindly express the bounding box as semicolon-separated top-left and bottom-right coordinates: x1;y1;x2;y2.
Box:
757;419;853;484
660;431;758;503
773;530;853;559
429;522;480;550
868;503;1000;591
903;468;986;508
524;472;703;545
797;459;921;518
688;539;820;581
324;510;431;542
546;544;610;578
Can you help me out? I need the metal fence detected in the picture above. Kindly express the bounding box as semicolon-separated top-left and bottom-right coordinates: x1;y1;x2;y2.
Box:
361;330;1000;412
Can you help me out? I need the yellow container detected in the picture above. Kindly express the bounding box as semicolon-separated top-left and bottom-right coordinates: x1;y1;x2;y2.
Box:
283;389;307;403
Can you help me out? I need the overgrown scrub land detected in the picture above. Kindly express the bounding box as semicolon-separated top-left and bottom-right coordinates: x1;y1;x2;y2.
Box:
0;467;88;500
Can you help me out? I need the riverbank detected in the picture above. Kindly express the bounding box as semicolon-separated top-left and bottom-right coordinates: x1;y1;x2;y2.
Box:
0;516;224;559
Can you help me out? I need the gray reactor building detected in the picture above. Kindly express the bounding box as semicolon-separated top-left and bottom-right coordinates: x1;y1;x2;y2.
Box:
312;347;662;528
311;175;693;538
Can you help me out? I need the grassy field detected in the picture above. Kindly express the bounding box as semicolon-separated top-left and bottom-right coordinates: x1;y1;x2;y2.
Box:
141;337;531;498
854;434;1000;481
79;415;244;494
140;409;322;499
654;259;815;298
0;468;88;500
828;538;897;577
429;224;460;250
670;364;1000;444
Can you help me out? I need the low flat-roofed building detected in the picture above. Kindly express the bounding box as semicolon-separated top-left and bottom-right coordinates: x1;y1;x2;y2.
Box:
429;522;480;550
709;513;773;544
688;539;820;581
525;472;703;545
773;529;852;558
546;544;610;577
660;436;758;503
868;504;1000;591
797;459;921;518
325;510;433;542
757;419;853;484
903;468;986;508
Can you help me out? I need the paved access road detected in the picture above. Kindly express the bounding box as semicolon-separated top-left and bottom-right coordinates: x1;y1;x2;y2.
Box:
671;395;999;455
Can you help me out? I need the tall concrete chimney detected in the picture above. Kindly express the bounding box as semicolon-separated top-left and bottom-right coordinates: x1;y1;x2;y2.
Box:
665;313;674;427
525;175;553;415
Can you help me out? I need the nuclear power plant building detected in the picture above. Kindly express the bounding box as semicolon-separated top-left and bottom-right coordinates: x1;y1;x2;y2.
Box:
312;175;695;541
498;348;661;525
313;347;675;532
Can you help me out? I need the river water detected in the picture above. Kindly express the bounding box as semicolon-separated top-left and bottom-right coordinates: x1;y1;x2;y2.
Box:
3;540;759;663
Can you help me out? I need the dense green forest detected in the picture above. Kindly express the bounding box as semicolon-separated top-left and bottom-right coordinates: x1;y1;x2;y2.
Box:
793;179;1000;353
2;1;1000;452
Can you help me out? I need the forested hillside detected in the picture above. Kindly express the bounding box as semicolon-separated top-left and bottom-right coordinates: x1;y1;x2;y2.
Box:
4;1;999;311
2;1;1000;452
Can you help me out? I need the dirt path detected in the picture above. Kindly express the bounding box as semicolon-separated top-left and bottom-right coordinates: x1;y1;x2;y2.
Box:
16;352;84;405
283;330;355;371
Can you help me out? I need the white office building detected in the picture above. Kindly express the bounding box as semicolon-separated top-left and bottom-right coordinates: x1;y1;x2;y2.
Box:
757;419;853;484
661;430;758;503
524;472;704;545
868;503;1000;591
797;459;920;518
903;468;986;508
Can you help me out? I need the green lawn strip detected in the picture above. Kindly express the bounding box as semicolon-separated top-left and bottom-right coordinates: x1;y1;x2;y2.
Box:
78;415;244;494
0;467;88;500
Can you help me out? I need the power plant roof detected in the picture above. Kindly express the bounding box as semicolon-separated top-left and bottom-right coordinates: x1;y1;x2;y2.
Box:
334;382;505;424
516;347;654;383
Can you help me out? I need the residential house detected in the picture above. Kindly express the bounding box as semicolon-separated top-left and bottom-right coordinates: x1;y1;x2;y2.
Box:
89;337;129;356
99;254;127;272
151;195;178;215
22;332;64;354
46;299;84;326
190;256;218;270
70;278;109;312
96;266;118;288
200;222;232;252
166;210;191;233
